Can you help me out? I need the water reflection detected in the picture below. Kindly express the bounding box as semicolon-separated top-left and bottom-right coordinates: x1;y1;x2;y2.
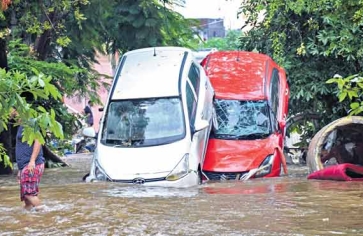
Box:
103;185;199;198
1;158;363;235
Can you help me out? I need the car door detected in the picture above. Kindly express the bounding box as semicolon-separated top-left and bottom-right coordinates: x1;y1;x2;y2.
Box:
186;63;208;169
270;68;284;148
195;63;214;163
278;68;289;137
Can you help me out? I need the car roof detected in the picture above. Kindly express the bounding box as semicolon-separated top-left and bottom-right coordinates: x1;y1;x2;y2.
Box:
111;47;191;100
203;51;272;100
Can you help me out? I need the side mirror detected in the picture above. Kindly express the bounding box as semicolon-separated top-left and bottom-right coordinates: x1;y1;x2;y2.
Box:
82;127;96;138
194;119;209;133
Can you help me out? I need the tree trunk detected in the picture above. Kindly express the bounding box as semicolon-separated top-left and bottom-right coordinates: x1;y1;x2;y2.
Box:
0;38;8;71
42;145;69;167
34;12;55;60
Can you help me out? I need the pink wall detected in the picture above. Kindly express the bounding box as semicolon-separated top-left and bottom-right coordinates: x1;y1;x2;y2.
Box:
64;54;114;132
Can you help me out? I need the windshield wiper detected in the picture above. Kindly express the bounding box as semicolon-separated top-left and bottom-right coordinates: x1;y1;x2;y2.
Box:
107;139;145;147
236;133;269;140
214;134;240;140
105;138;130;146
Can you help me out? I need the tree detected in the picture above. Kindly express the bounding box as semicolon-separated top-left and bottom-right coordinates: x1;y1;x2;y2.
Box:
99;0;198;70
239;0;363;142
0;60;64;168
0;0;102;173
0;0;197;172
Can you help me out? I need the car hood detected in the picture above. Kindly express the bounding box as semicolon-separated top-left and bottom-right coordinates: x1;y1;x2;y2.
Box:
95;140;190;180
203;134;280;172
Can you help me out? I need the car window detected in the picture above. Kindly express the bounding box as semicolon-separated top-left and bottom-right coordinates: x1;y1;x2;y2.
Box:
101;97;185;147
212;99;272;140
186;83;197;131
270;69;280;117
188;63;200;99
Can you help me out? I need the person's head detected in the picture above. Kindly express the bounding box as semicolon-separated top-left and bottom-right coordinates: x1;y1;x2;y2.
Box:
88;101;93;107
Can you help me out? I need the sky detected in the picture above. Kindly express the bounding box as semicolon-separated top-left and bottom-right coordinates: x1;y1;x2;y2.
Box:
174;0;244;30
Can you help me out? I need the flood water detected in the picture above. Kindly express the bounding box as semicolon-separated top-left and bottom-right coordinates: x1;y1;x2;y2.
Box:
1;154;363;236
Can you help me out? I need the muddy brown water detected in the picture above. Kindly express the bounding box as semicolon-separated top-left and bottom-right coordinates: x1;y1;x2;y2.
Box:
1;154;363;236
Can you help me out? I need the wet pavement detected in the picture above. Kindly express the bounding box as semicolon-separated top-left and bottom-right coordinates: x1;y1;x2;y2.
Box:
1;154;363;236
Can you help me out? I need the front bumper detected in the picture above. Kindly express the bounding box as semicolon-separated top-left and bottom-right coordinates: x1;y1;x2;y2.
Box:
85;160;200;188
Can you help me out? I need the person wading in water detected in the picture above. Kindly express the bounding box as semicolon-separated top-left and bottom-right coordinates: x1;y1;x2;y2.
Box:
15;122;45;211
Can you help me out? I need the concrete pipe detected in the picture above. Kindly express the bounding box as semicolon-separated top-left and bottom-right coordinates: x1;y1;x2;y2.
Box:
306;116;363;173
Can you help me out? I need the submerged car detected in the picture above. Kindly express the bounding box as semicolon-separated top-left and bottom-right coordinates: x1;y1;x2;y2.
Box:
201;51;289;180
84;46;215;187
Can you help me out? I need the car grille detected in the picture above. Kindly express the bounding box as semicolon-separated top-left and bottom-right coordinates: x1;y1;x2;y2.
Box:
112;177;166;183
203;171;249;181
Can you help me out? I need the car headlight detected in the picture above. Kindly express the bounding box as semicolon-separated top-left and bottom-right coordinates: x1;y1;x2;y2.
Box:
254;154;274;178
166;154;189;181
94;160;110;181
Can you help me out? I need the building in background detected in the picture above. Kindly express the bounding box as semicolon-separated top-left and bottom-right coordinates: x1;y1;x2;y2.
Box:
195;18;225;41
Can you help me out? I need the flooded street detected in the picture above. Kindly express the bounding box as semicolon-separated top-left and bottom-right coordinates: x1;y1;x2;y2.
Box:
1;154;363;236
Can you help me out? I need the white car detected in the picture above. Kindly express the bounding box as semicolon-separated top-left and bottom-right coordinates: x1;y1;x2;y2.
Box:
83;46;215;187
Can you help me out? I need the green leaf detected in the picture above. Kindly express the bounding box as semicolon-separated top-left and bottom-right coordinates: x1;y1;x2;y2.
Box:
37;106;46;113
338;91;347;102
336;79;345;90
347;90;358;99
350;102;360;109
38;77;45;87
326;78;338;84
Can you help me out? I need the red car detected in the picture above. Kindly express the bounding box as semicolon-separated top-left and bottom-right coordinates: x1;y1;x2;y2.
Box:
201;51;289;180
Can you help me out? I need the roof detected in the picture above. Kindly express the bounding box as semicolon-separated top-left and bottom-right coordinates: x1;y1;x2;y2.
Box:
203;51;271;100
111;47;191;100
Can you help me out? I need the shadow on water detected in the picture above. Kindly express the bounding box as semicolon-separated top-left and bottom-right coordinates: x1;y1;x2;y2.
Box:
1;156;363;235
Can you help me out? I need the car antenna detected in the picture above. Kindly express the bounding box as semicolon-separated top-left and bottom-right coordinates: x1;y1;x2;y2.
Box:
236;50;240;61
153;47;157;56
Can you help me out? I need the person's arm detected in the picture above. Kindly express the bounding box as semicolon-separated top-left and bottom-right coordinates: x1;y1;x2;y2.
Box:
28;139;42;173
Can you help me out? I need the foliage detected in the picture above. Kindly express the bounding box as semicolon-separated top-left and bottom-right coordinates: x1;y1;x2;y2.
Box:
239;0;363;143
7;40;92;137
0;0;196;166
0;65;64;162
199;30;242;51
326;74;363;115
100;0;197;55
7;0;94;61
0;143;11;167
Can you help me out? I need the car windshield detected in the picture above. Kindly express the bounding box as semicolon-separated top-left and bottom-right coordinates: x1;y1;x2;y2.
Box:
212;99;272;140
101;97;185;147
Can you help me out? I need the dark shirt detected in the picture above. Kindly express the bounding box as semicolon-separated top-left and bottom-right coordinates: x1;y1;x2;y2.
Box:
15;126;45;170
84;105;94;126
